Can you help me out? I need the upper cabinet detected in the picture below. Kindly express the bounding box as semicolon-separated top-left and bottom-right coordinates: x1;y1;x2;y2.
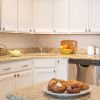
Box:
70;0;89;32
53;0;69;33
18;0;33;33
0;0;100;34
89;0;100;32
1;0;17;32
33;0;53;33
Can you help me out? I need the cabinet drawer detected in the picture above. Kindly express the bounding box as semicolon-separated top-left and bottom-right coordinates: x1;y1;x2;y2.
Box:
0;59;32;75
34;68;56;83
34;58;56;68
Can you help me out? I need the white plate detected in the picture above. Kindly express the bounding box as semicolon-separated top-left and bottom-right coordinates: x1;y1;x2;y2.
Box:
42;86;91;97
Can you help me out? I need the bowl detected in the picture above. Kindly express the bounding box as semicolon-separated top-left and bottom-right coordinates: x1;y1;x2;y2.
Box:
60;49;73;54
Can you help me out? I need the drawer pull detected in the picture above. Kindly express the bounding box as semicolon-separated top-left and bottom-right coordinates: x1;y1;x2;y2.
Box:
3;27;5;31
14;74;16;78
53;70;56;73
22;65;28;68
17;74;19;77
58;60;59;63
3;68;11;71
85;29;87;32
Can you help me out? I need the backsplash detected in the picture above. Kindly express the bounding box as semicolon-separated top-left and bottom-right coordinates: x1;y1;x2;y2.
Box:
0;33;100;51
0;33;37;49
37;34;100;49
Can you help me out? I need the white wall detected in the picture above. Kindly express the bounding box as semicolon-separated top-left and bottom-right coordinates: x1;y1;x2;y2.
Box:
37;34;100;49
0;33;37;49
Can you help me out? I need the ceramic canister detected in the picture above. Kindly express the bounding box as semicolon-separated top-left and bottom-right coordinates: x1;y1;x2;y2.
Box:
96;47;100;55
87;45;95;55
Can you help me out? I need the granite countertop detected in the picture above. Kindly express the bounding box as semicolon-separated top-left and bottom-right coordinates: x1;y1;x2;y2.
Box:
0;53;100;62
7;82;100;100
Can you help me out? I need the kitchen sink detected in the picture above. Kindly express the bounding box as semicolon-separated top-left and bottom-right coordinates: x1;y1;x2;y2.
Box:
28;53;58;56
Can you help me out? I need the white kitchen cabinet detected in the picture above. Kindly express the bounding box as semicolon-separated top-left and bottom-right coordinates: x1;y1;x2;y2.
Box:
18;0;33;33
0;74;15;100
0;59;33;100
70;0;89;32
68;64;77;80
89;0;100;32
33;58;69;83
1;0;17;32
56;58;69;80
53;0;69;33
34;68;55;84
33;58;56;83
33;0;53;33
16;70;33;90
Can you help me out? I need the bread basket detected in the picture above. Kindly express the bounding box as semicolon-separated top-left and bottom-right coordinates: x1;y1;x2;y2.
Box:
0;44;7;56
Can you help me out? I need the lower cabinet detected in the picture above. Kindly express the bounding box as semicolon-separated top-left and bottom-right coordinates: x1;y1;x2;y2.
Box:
34;68;56;83
33;58;69;83
0;74;15;100
0;59;33;100
56;58;69;80
33;58;56;84
0;69;33;100
15;70;33;90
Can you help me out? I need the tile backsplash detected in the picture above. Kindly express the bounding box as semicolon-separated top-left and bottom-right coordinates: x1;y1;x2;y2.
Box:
37;34;100;49
0;33;37;49
0;33;100;51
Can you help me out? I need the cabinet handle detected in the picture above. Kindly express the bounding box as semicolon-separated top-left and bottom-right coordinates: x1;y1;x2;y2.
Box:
89;29;91;32
54;30;56;33
30;29;32;32
3;68;11;71
3;27;5;31
22;65;28;68
34;29;35;32
17;74;19;77
14;74;16;78
58;60;59;63
53;70;56;73
85;29;87;32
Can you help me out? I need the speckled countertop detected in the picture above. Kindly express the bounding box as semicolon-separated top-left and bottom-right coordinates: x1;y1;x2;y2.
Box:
7;82;100;100
0;53;100;62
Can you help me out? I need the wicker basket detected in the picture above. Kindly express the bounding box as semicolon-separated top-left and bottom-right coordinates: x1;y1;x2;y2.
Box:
0;44;7;56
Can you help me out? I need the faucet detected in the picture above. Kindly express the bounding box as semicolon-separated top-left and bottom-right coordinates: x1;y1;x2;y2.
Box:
38;47;43;53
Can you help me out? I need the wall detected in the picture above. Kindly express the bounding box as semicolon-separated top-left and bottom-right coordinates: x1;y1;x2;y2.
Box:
0;33;100;49
0;33;37;49
37;34;100;49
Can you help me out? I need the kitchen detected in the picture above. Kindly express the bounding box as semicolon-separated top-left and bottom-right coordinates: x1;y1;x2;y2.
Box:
0;0;100;100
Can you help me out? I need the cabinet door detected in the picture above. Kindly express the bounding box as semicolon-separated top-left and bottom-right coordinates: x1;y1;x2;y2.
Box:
0;74;15;100
1;0;17;32
33;0;53;33
70;0;89;32
90;0;100;32
56;58;69;80
18;0;33;33
34;58;56;68
34;68;55;84
53;0;69;33
16;70;33;90
68;64;77;80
